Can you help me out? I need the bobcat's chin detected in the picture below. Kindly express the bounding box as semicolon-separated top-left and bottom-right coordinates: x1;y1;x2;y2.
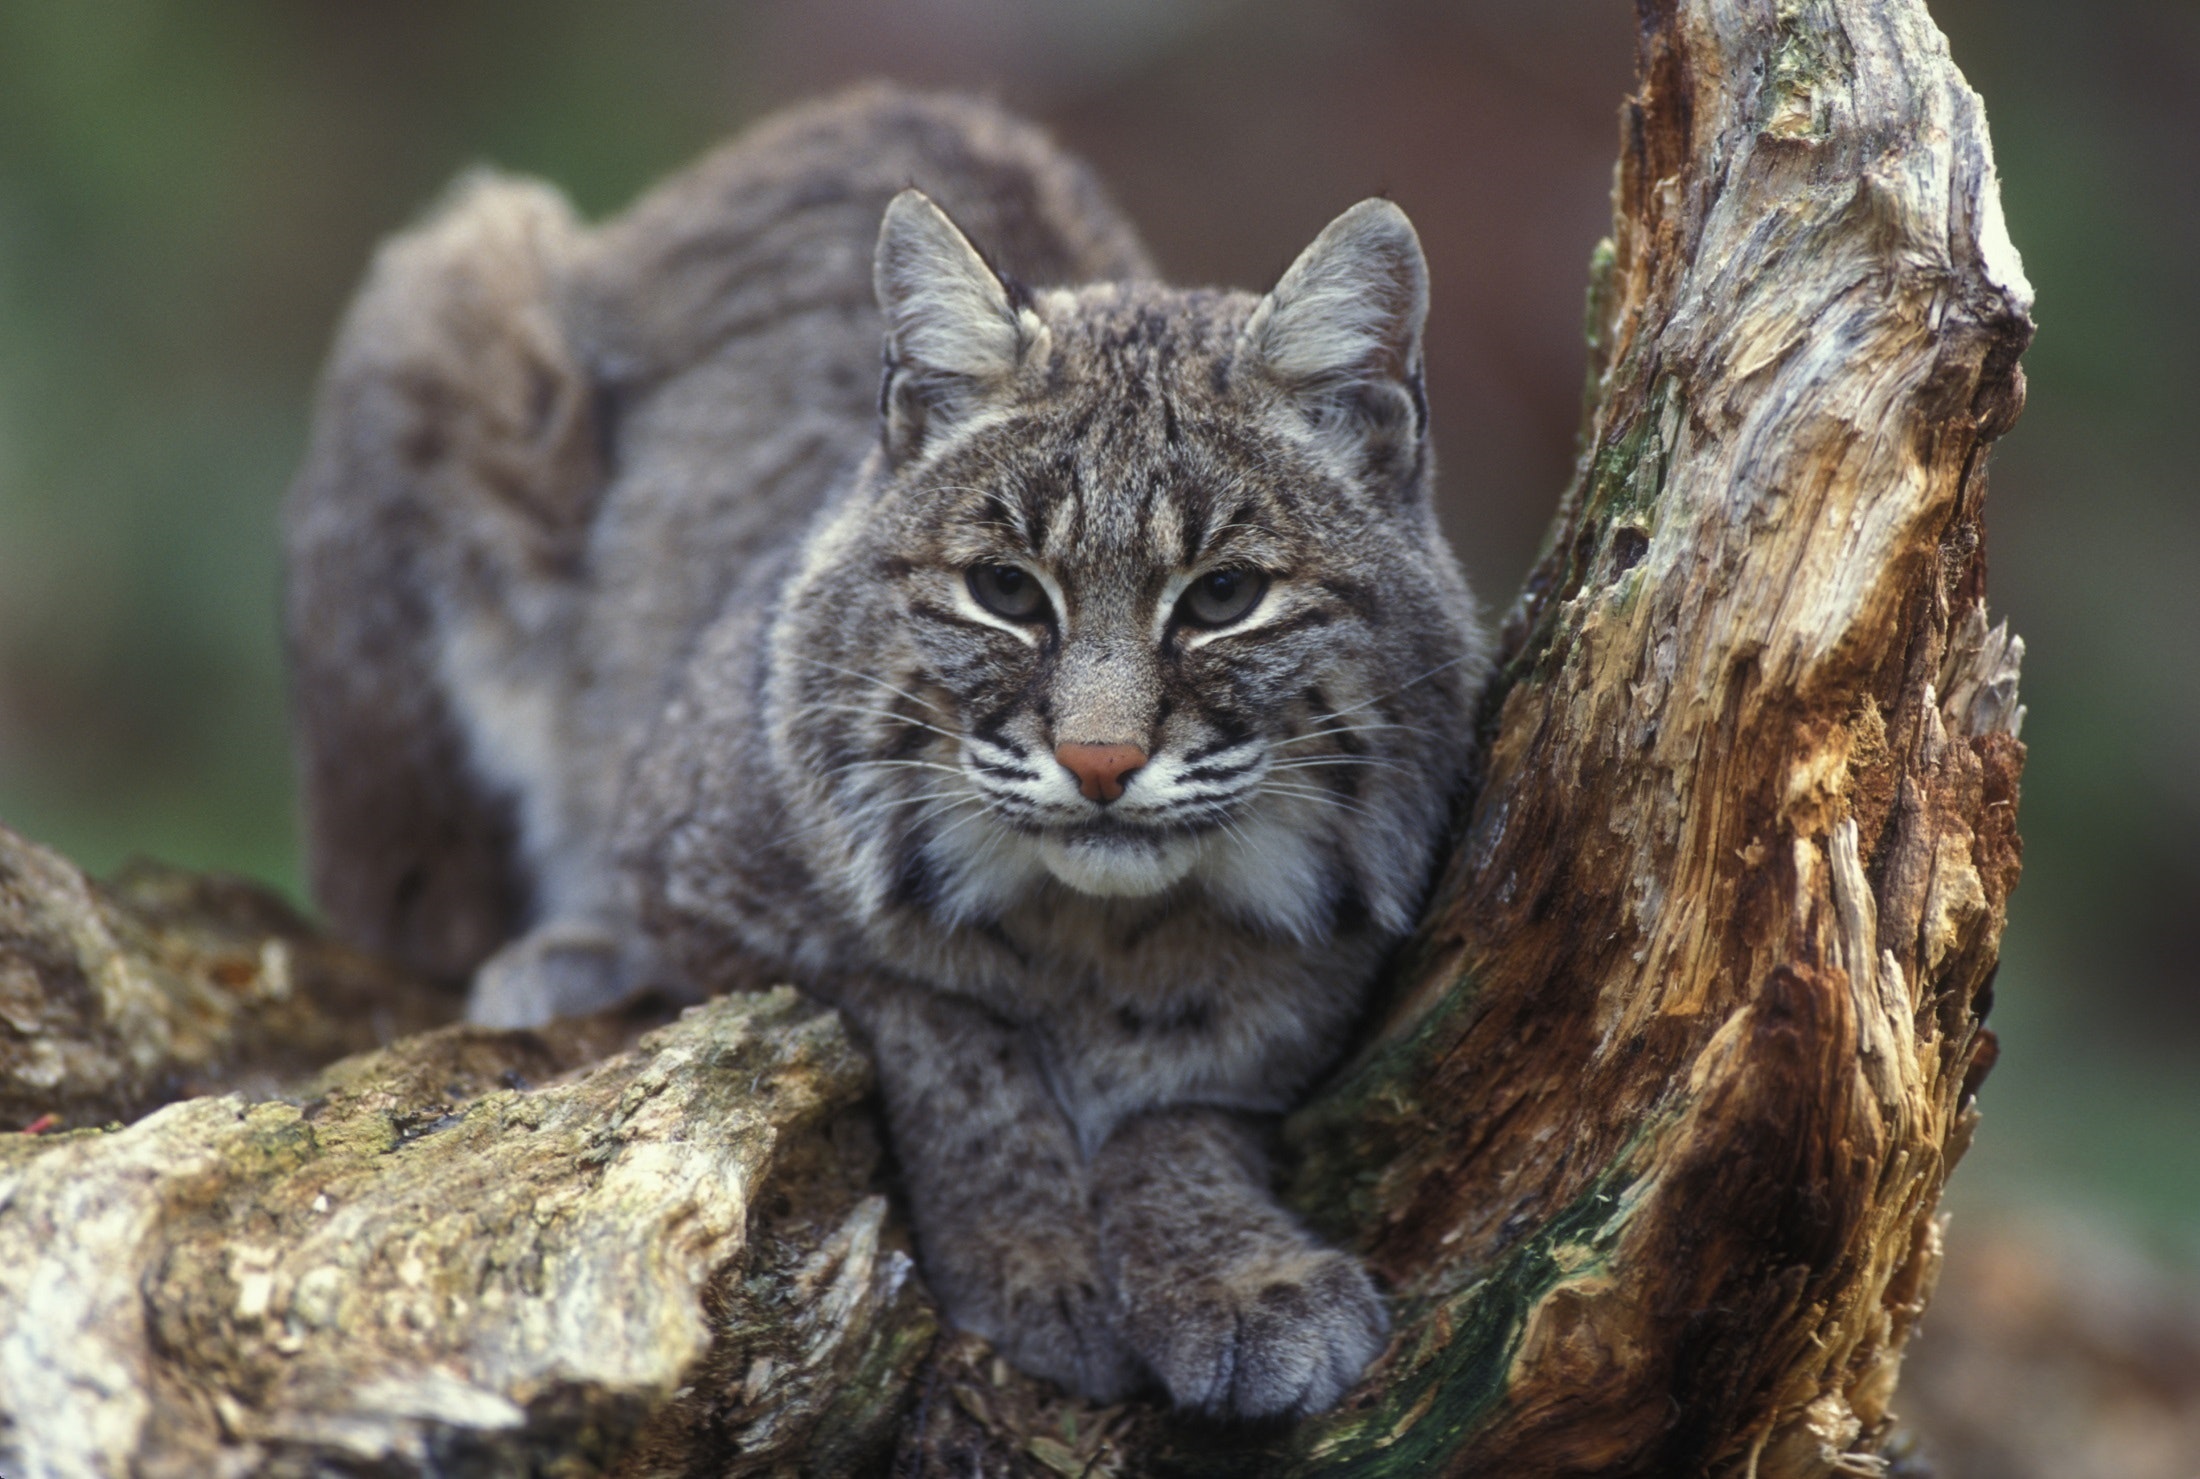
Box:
1038;827;1202;898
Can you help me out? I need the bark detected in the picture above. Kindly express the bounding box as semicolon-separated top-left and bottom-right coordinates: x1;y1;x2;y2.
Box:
0;827;454;1132
1;821;932;1477
0;0;2033;1474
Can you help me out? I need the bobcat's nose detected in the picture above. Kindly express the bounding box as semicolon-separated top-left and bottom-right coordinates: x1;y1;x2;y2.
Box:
1054;742;1147;803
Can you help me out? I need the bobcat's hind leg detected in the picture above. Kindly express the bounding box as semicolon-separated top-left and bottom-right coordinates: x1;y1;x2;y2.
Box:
286;531;528;987
285;172;604;990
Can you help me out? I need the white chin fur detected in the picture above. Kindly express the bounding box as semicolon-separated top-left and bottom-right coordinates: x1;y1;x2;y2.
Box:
1039;831;1201;898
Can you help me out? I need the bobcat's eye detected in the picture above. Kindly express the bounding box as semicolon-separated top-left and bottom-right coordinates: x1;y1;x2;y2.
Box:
1179;567;1269;629
968;563;1050;622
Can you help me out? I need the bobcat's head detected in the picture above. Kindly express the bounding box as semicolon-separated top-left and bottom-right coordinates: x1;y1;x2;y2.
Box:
775;190;1486;945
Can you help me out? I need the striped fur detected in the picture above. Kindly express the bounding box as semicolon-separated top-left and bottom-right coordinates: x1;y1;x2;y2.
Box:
288;88;1487;1419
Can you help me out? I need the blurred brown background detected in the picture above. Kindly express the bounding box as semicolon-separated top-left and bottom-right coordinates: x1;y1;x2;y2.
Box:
0;3;2193;1467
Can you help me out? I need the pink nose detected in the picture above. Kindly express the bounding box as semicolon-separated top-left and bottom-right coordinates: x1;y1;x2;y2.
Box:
1054;742;1147;803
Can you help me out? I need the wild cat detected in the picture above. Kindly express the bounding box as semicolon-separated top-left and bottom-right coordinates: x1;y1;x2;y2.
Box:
286;87;1487;1417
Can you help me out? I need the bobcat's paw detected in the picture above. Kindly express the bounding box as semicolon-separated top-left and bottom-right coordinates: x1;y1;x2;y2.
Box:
987;1270;1143;1404
1124;1243;1388;1419
468;922;637;1027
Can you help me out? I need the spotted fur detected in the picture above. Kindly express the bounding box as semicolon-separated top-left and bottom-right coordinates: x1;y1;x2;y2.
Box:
287;87;1488;1419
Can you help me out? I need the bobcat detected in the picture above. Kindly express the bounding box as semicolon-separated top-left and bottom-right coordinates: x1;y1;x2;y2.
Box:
286;86;1487;1418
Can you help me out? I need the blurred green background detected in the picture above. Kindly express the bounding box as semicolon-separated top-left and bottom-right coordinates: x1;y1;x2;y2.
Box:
0;1;2193;1250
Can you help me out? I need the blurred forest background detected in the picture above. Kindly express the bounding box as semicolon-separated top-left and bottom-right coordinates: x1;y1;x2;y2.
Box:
0;0;2192;1319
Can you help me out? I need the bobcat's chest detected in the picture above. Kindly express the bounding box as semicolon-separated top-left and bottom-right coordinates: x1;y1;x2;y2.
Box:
976;897;1380;1154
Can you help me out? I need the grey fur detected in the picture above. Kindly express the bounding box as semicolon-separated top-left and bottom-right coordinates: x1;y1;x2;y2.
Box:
286;86;1487;1418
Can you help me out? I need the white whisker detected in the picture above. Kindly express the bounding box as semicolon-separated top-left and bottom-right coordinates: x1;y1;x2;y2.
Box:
840;788;977;819
926;803;999;849
793;657;948;717
1267;755;1410;775
813;701;969;748
770;788;980;846
1271;720;1433;751
1304;654;1475;726
1258;781;1383;824
1213;811;1257;857
826;757;967;779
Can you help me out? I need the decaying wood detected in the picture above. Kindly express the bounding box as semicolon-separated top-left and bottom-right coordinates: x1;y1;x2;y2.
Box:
0;824;455;1132
0;0;2033;1474
0;968;931;1474
1268;0;2029;1466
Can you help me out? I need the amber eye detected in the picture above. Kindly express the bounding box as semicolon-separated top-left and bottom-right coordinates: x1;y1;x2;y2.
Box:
968;563;1050;621
1179;567;1269;628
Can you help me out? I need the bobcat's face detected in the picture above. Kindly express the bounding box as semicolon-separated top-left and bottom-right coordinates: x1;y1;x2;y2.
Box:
893;396;1467;924
779;194;1483;945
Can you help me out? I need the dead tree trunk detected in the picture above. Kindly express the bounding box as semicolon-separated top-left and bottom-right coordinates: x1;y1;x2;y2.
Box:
0;0;2029;1474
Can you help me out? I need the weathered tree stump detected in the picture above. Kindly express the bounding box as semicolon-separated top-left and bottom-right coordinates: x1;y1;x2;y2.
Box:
902;0;2032;1471
0;0;2031;1474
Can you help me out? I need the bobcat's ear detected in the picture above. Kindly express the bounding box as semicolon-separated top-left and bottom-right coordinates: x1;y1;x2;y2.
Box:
874;189;1031;463
1243;199;1430;488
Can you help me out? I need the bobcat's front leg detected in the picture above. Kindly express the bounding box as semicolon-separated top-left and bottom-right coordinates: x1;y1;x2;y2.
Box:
857;986;1139;1401
1092;1107;1388;1418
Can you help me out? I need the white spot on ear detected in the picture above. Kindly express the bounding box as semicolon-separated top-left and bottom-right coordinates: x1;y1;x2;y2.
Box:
1242;198;1429;391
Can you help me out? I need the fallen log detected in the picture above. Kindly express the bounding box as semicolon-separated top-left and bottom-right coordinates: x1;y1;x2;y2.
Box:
0;825;454;1133
0;869;930;1476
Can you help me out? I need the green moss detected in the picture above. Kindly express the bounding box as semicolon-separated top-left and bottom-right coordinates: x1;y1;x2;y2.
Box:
1285;972;1483;1245
1498;372;1680;695
235;1099;318;1172
1144;1166;1645;1477
1757;0;1856;142
1585;376;1678;528
808;1290;942;1475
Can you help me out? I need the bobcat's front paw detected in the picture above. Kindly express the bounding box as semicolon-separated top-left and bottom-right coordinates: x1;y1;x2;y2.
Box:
1121;1243;1387;1419
468;921;639;1027
985;1266;1143;1404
